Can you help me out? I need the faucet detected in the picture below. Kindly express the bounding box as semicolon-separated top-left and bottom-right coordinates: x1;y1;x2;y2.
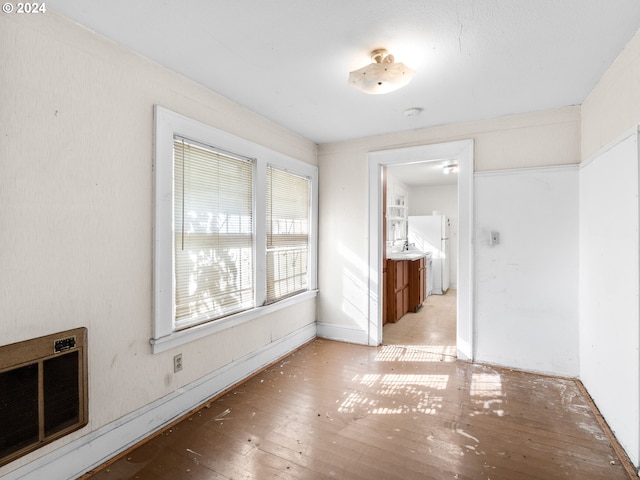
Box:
403;240;415;252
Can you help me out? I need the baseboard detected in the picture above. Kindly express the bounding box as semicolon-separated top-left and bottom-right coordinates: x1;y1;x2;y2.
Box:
316;322;368;345
574;379;639;477
2;323;317;480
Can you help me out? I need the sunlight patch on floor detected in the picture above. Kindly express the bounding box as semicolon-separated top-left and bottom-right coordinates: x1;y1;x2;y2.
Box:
338;374;449;416
470;373;505;417
376;344;457;362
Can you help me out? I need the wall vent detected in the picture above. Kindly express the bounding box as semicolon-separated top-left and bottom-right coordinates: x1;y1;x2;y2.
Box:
0;327;88;467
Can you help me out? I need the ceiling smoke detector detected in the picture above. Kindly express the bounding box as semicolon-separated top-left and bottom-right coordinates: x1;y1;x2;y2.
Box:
348;49;415;94
404;107;423;117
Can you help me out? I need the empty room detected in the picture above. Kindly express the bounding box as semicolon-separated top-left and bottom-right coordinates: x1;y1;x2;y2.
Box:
1;1;640;479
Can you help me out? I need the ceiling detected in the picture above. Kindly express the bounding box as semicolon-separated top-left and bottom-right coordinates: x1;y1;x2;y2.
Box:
389;160;458;188
47;1;640;146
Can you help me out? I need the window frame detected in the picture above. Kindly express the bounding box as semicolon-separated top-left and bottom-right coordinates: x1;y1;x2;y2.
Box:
172;137;256;330
152;106;318;354
265;165;312;304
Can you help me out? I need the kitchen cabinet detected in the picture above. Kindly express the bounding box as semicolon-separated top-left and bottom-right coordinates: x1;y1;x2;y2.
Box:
387;256;427;323
409;256;427;312
391;259;410;322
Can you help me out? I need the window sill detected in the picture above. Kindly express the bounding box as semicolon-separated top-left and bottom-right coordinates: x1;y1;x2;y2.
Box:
150;289;318;354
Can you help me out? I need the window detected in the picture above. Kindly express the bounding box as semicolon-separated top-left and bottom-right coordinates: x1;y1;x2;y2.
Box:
266;167;311;303
153;106;317;353
173;138;254;329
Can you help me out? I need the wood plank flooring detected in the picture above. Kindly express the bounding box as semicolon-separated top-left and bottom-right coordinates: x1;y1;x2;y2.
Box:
84;291;633;479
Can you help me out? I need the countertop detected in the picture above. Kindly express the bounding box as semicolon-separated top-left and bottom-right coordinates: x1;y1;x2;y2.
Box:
387;251;430;261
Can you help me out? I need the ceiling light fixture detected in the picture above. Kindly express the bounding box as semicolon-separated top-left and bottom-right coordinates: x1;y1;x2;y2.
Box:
443;164;458;175
348;49;415;94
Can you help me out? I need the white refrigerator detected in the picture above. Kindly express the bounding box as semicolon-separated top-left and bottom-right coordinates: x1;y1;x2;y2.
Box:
408;215;450;294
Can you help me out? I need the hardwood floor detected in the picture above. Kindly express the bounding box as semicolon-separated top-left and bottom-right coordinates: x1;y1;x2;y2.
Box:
84;292;634;479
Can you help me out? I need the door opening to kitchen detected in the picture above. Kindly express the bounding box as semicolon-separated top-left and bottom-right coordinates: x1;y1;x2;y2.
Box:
368;139;473;359
381;161;458;358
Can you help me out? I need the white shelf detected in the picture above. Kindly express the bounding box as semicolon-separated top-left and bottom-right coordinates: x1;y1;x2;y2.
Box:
387;205;408;220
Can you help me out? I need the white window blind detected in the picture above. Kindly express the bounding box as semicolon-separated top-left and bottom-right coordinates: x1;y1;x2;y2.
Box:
173;137;254;328
266;166;310;304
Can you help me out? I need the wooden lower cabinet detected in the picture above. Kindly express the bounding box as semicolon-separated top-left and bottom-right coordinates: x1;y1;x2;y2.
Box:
409;256;426;312
394;259;409;322
387;257;427;323
387;259;409;323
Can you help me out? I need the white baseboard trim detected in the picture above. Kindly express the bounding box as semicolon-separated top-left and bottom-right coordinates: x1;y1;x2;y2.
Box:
4;323;317;480
316;322;368;345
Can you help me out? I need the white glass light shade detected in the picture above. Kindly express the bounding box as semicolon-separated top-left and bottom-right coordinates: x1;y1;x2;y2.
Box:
349;49;415;94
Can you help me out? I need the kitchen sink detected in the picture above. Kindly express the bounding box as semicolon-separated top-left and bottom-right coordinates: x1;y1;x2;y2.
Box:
387;251;427;261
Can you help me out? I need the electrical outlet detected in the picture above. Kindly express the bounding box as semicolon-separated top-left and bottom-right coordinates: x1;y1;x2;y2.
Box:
173;353;183;373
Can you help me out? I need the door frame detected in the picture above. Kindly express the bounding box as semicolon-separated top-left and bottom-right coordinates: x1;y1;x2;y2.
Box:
367;139;474;360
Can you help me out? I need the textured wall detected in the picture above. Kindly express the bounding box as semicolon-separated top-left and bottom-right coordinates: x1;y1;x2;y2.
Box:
581;28;640;159
0;12;317;475
317;107;580;343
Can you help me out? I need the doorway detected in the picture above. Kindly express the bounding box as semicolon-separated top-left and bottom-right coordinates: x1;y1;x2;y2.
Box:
367;140;474;360
383;160;458;349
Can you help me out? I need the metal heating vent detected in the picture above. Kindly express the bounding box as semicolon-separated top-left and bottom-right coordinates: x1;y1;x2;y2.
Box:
0;327;88;467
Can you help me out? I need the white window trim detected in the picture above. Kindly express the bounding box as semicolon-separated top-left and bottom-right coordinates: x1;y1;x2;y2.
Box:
152;106;318;354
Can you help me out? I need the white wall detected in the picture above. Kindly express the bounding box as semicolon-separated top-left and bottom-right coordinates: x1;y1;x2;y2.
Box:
582;28;640;159
318;108;581;370
474;166;579;376
579;132;639;466
0;12;317;478
409;184;458;288
580;27;640;468
408;184;457;217
4;6;635;475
